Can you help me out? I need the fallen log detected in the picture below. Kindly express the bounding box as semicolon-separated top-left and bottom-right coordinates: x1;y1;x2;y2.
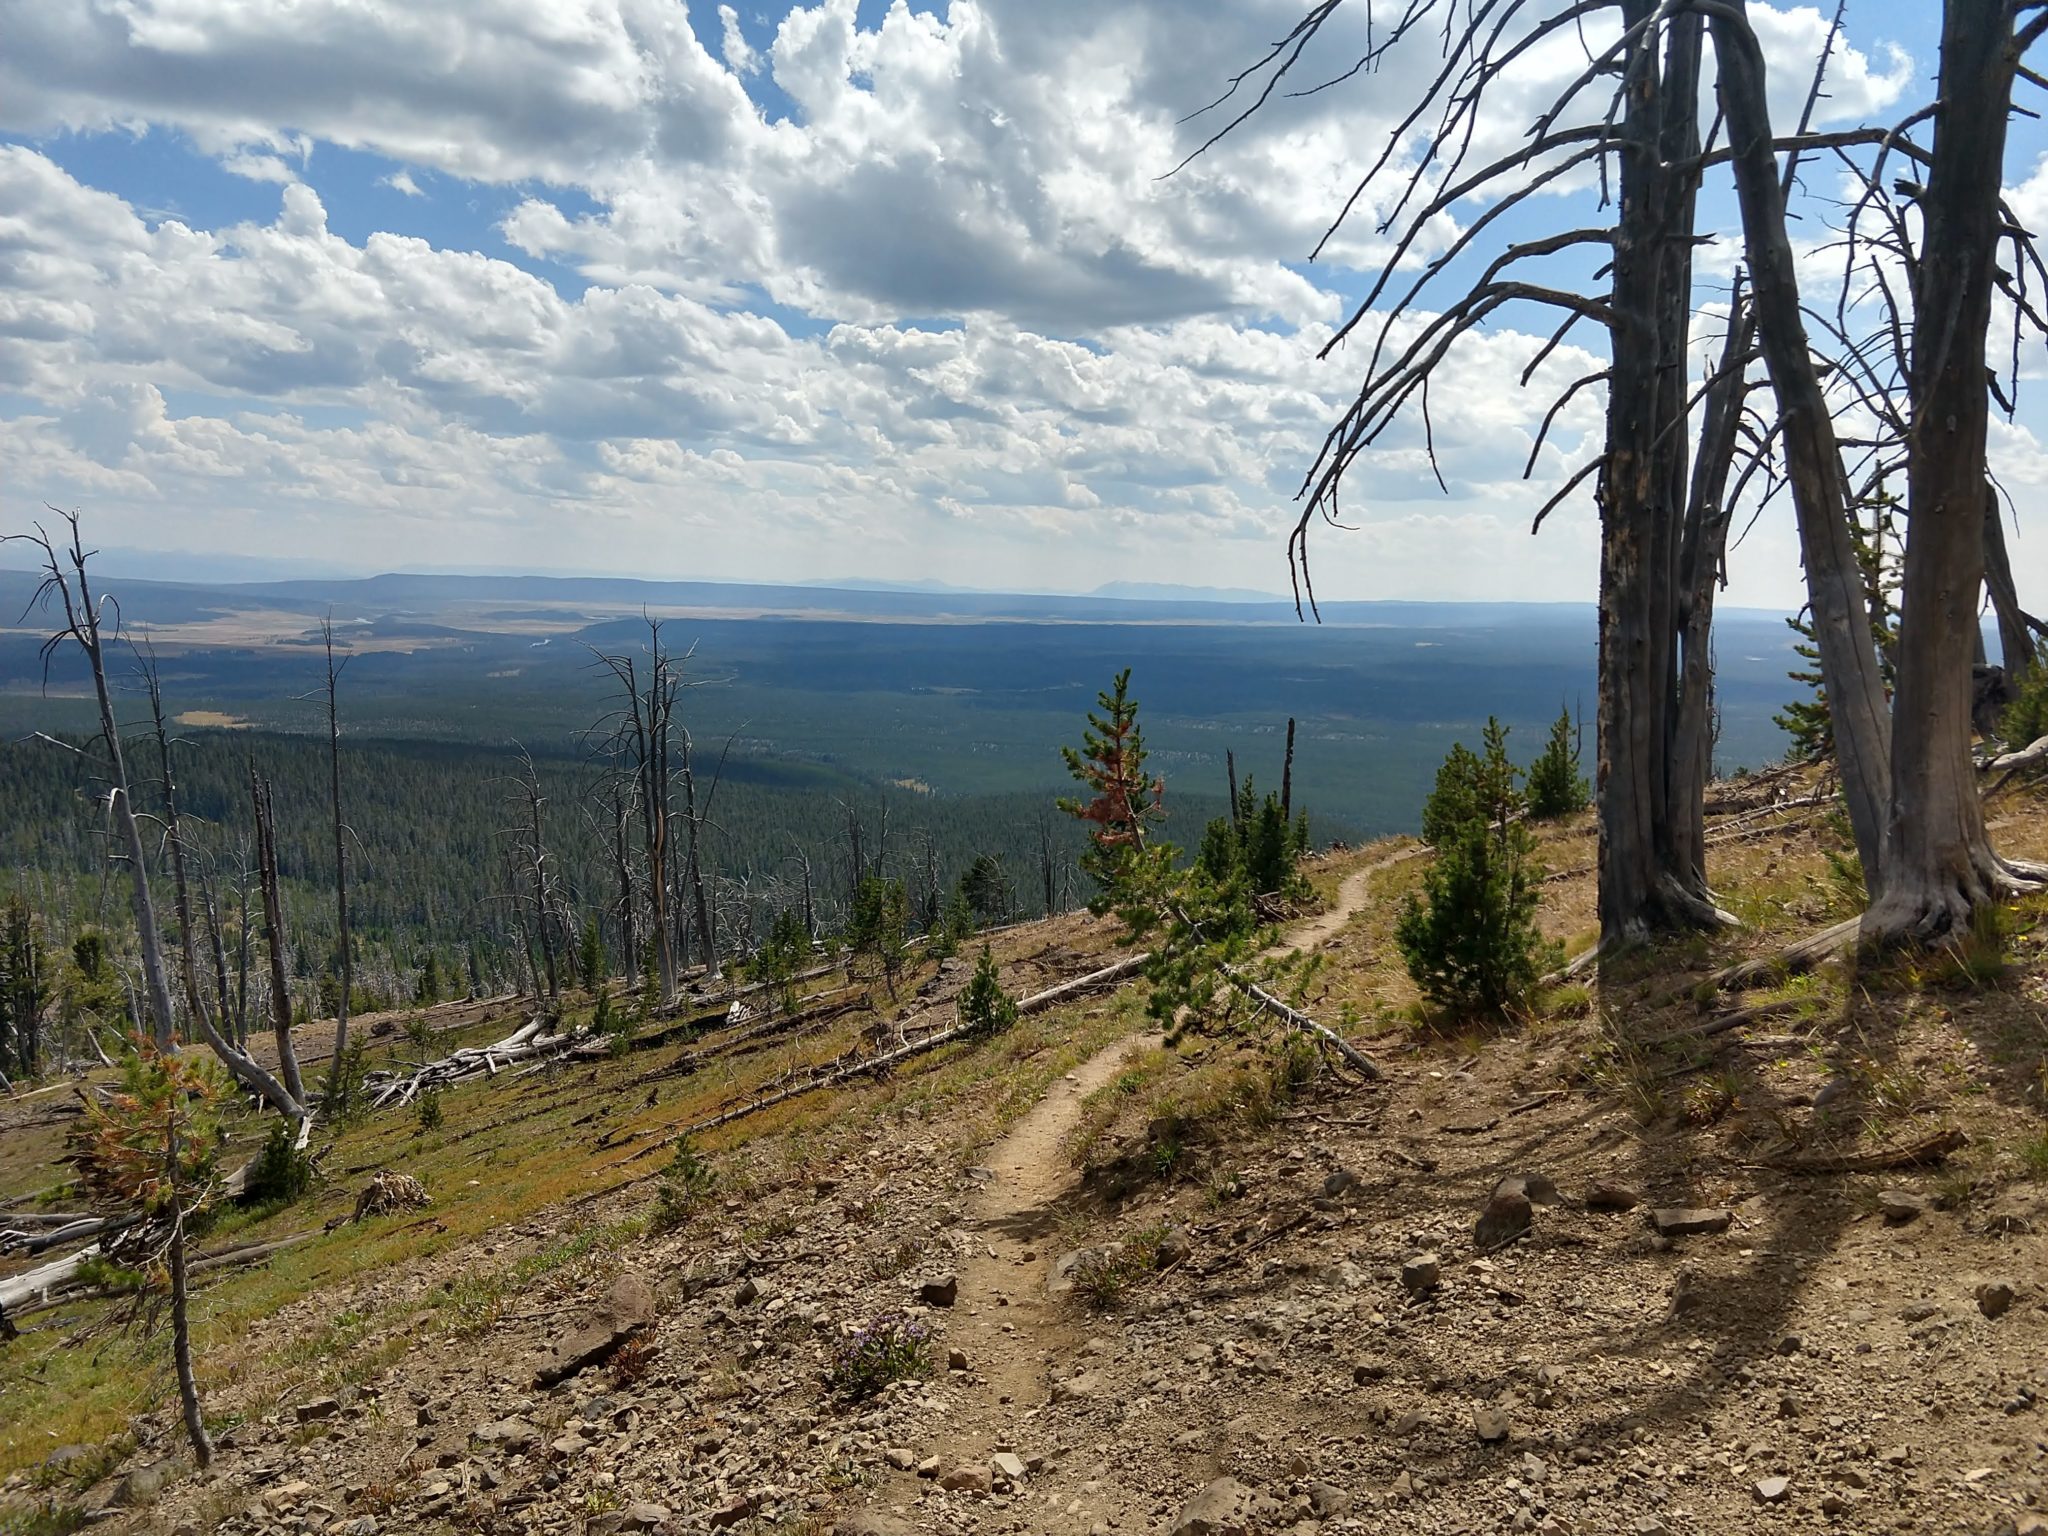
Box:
1709;917;1862;991
636;952;1153;1153
1983;732;2048;795
1761;1126;1966;1175
0;1215;128;1256
1220;965;1381;1079
0;1242;103;1313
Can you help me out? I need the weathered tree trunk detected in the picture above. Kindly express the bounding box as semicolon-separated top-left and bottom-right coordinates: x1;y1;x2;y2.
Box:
251;768;306;1105
1670;293;1755;890
44;531;181;1048
679;733;719;981
1711;0;1894;888
199;872;234;1044
320;625;355;1103
147;668;305;1122
521;767;560;1006
1226;749;1241;831
1865;0;2045;940
1982;487;2042;679
1598;4;1718;943
611;779;637;980
1038;814;1057;917
166;1128;211;1468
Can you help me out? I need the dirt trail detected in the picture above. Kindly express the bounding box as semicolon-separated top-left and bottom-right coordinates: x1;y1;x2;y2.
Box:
948;1035;1155;1451
943;846;1409;1465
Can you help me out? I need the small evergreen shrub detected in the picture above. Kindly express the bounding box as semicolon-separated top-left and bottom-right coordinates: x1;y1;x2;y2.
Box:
2003;643;2048;750
827;1313;932;1400
414;1087;444;1134
243;1117;317;1207
1524;706;1590;819
649;1137;718;1233
1397;720;1559;1020
325;1039;373;1125
958;945;1018;1038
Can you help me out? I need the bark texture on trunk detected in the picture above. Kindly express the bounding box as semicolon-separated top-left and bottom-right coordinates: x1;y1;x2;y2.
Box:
1865;0;2044;940
251;769;306;1105
321;629;354;1103
1597;5;1722;944
1670;299;1754;891
1711;0;1894;887
167;1173;212;1468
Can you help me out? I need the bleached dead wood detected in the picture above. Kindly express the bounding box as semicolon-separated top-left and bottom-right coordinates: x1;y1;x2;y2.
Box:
0;1242;103;1313
1983;733;2048;795
366;1017;557;1110
1220;965;1382;1079
648;953;1153;1148
0;1215;128;1257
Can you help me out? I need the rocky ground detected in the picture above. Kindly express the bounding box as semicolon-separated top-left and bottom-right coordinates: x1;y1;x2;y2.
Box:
10;802;2048;1536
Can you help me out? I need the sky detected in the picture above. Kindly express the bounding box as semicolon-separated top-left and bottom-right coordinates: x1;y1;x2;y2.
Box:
0;0;2041;609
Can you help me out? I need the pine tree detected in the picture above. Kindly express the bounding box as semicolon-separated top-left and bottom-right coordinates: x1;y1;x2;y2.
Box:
1058;669;1167;904
958;945;1018;1038
578;918;607;994
1524;707;1590;819
69;1042;227;1466
1396;721;1556;1019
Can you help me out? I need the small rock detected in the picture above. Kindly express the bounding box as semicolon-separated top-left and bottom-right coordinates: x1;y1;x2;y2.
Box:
1775;1333;1802;1356
1156;1224;1193;1269
835;1516;917;1536
1399;1252;1441;1298
1649;1206;1733;1236
1976;1280;2017;1320
947;1347;970;1371
1052;1370;1106;1401
1473;1406;1510;1443
1876;1189;1925;1224
734;1277;760;1306
1585;1179;1641;1212
622;1504;669;1531
884;1447;916;1471
113;1460;177;1508
1754;1475;1790;1503
991;1452;1027;1485
1494;1172;1559;1205
707;1494;759;1529
940;1464;992;1495
1322;1169;1360;1198
920;1274;960;1308
295;1397;341;1423
1169;1476;1282;1536
1475;1190;1533;1251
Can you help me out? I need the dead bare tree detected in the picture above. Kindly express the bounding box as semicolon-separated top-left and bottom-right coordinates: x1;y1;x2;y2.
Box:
138;647;308;1124
676;726;721;982
1856;0;2048;937
250;765;307;1108
589;625;681;1006
1180;1;1779;944
6;512;178;1046
315;620;356;1105
1710;0;2048;939
507;749;563;1009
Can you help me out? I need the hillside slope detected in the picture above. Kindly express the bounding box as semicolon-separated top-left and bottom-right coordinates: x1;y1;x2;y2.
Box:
3;770;2046;1536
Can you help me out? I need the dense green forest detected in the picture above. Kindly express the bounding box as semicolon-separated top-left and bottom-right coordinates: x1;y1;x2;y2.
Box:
0;727;1160;1029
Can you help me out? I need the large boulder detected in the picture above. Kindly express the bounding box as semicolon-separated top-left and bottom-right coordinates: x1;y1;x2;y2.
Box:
533;1273;657;1389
